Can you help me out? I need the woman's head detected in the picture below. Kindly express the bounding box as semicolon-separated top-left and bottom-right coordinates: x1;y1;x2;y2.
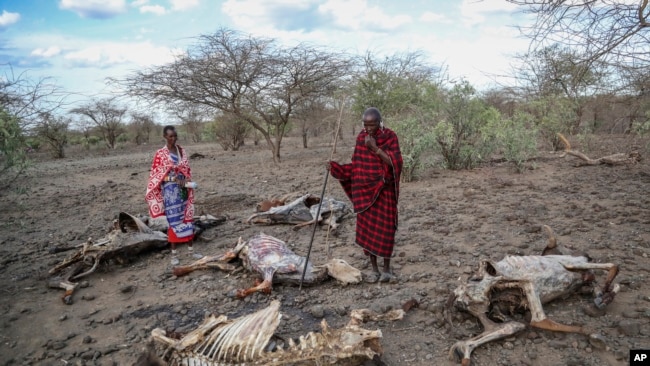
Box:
362;107;383;135
163;125;177;147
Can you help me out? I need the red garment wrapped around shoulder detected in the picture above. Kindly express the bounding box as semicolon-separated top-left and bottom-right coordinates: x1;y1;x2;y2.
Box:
330;128;402;215
145;145;194;220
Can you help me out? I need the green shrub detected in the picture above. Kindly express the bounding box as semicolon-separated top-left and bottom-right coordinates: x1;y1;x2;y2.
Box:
0;108;29;180
117;133;130;143
88;136;101;145
525;96;574;150
391;116;436;182
432;82;500;170
206;113;250;151
25;137;41;151
487;111;539;172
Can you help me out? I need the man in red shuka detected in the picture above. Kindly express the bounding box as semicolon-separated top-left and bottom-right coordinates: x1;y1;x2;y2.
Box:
327;107;403;283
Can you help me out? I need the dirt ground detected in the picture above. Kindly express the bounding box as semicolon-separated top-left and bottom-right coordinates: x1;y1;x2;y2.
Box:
0;134;649;366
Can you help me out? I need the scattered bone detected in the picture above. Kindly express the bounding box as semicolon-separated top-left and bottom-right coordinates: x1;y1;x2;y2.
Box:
148;299;408;365
447;226;619;366
172;233;361;298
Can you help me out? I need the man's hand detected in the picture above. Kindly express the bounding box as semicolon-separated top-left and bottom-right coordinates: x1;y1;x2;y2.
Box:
325;161;332;171
365;135;378;152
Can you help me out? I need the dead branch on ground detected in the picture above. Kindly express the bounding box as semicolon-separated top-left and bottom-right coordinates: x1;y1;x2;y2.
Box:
557;133;641;166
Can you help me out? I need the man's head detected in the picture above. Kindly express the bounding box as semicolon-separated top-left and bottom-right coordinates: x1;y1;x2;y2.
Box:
362;107;382;135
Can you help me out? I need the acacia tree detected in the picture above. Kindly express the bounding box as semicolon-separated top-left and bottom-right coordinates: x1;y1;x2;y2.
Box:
34;112;69;158
130;111;156;145
353;51;445;117
71;98;127;149
1;66;66;130
514;44;608;132
509;0;649;87
1;66;67;182
172;103;207;143
116;29;352;163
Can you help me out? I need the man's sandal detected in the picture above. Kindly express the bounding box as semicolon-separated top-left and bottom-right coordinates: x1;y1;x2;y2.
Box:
379;272;395;283
364;271;380;283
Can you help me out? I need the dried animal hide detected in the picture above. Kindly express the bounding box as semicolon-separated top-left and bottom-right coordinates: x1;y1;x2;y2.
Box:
172;234;361;298
149;300;406;365
48;212;226;304
247;193;351;230
48;212;168;304
447;226;619;366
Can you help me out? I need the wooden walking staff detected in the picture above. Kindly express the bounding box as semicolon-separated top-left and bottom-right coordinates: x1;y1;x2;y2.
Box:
299;102;345;290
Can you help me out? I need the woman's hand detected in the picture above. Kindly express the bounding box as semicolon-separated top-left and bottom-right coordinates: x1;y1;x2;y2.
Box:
177;177;187;187
364;135;378;152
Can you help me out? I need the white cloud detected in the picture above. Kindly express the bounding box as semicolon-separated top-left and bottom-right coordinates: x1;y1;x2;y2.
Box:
318;0;411;31
131;0;149;6
223;0;410;33
170;0;199;11
140;5;167;15
63;41;176;68
59;0;127;19
460;0;518;26
0;10;20;28
420;11;448;23
31;46;62;58
223;0;317;29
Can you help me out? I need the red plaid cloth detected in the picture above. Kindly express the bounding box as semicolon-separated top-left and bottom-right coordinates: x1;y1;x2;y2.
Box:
330;128;402;258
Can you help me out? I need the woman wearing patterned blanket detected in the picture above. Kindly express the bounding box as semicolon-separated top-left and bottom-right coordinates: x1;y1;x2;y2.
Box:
146;125;202;265
327;107;403;283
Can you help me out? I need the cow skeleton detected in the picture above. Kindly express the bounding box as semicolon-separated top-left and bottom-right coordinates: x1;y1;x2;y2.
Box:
447;226;620;366
149;300;406;365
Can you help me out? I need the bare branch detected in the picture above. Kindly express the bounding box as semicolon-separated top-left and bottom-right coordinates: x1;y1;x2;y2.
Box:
112;28;352;162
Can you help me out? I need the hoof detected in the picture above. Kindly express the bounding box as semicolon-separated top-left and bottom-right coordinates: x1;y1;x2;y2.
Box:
448;342;465;363
588;333;606;350
582;304;606;318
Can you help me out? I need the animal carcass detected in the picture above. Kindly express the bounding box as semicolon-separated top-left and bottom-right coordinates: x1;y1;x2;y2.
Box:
172;233;361;298
447;226;619;366
246;193;351;230
48;211;227;304
145;299;408;366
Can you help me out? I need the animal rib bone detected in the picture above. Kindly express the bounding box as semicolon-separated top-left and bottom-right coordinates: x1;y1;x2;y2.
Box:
150;300;402;365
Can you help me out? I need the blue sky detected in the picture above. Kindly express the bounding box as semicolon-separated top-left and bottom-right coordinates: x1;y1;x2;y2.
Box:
0;0;531;106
